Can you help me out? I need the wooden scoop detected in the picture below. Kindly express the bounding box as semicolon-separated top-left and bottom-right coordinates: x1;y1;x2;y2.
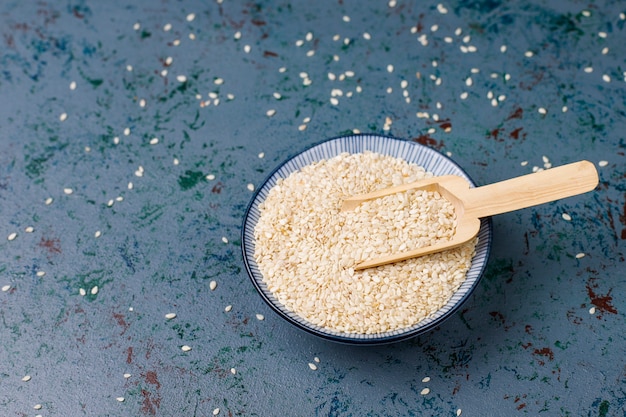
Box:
341;160;599;270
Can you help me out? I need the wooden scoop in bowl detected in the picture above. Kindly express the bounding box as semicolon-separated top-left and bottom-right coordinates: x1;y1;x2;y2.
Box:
341;160;599;270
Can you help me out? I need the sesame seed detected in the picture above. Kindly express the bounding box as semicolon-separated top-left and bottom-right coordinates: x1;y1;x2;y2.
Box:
273;92;282;99
621;12;626;20
24;226;34;233
176;75;187;83
64;188;74;195
124;373;132;379
234;31;241;40
388;0;397;6
133;22;140;30
584;66;593;73
22;375;32;382
422;377;431;382
36;271;45;277
221;236;228;244
116;397;125;402
278;66;286;73
126;65;133;72
562;106;568;112
500;45;507;53
581;10;591;17
224;305;232;312
420;388;430;395
186;13;196;22
345;70;355;77
330;98;339;106
305;32;313;41
457;409;462;416
91;286;98;295
181;345;192;352
598;160;608;167
342;15;350;22
524;50;534;57
538;107;547;114
213;408;220;415
59;112;68;122
576;253;585;259
1;285;10;292
128;182;133;190
123;127;130;136
230;367;236;374
298;124;307;131
465;77;473;86
314;357;320;363
256;314;265;321
173;158;180;165
602;47;609;55
34;404;42;410
7;232;17;241
308;363;318;370
602;74;611;83
244;44;251;53
163;23;172;31
206;174;216;180
460;92;468;99
598;31;607;38
165;313;177;320
387;64;394;73
562;213;572;221
210;280;217;291
306;50;315;57
521;161;528;166
79;288;86;296
113;137;120;144
437;4;448;14
139;99;146;107
363;32;371;40
246;183;255;191
214;77;224;85
150;138;159;145
589;306;596;314
266;109;276;117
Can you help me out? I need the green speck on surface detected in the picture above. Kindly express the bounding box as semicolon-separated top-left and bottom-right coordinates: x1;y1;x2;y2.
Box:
140;30;151;39
178;170;206;190
598;400;609;417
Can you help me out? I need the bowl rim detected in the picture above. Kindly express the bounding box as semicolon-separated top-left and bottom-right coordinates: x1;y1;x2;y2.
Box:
241;133;493;345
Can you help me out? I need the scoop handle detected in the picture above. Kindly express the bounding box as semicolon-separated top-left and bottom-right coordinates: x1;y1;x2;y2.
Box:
462;160;599;218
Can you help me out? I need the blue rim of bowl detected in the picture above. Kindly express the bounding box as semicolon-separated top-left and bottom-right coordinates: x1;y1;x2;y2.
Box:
241;133;493;345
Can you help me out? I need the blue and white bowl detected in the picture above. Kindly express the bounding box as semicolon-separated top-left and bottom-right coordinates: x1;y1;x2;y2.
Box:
241;134;492;344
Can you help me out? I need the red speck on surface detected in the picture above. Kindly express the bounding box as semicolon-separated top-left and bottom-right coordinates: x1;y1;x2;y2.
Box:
487;128;504;141
506;106;523;120
489;311;505;324
38;236;61;254
211;182;224;194
524;324;533;334
113;313;129;335
509;127;525;140
412;134;444;150
263;50;278;57
73;7;84;18
251;19;266;26
141;389;161;416
586;279;618;315
144;371;161;389
516;403;527;410
126;346;134;364
532;347;554;365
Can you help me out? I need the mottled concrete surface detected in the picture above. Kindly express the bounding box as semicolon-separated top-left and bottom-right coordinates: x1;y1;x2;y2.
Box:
0;0;624;416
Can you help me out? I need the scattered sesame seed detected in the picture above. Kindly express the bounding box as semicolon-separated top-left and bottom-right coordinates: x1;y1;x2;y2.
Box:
36;271;45;277
330;98;339;106
113;137;120;144
465;77;473;86
7;232;17;241
176;75;187;83
221;236;228;244
234;31;241;40
133;22;140;30
538;107;547;114
306;50;315;57
576;253;585;259
298;124;307;131
59;112;68;122
388;0;397;7
460;92;468;99
278;67;286;73
1;285;10;292
34;404;42;410
266;109;276;117
224;305;232;312
314;357;320;363
562;106;568;112
598;31;607;38
308;363;318;370
25;226;34;233
64;188;74;195
562;213;572;221
116;397;125;402
124;373;131;378
602;74;611;83
524;50;534;57
363;32;371;40
79;288;86;296
230;367;236;374
602;47;609;55
420;388;430;395
247;183;255;192
150;137;159;145
107;199;114;207
22;375;31;382
305;32;313;41
210;280;217;291
598;160;608;167
163;23;172;31
500;45;507;53
273;92;282;100
181;345;192;352
206;174;216;180
581;10;591;17
186;13;196;22
129;307;133;311
123;127;130;136
521;161;528;166
342;15;350;22
437;3;448;14
256;314;265;321
457;409;462;416
213;408;220;415
126;65;133;72
621;12;626;20
165;313;177;320
422;377;431;383
387;64;394;73
584;66;593;73
244;44;251;53
128;182;133;190
173;158;180;165
214;77;224;85
589;306;596;314
91;286;99;295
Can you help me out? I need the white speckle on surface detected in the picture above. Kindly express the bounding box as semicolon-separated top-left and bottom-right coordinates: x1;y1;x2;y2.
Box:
210;280;217;291
342;15;350;22
524;50;534;57
116;397;125;402
244;44;251;53
562;106;568;112
186;13;195;22
562;213;572;221
363;32;371;40
36;271;45;277
163;23;172;31
601;47;609;55
25;226;34;233
59;112;68;122
422;377;431;383
107;199;115;207
584;66;593;73
133;22;140;30
70;81;77;90
128;182;134;190
460;92;468;99
298;124;307;131
7;232;17;241
79;288;86;296
457;409;462;416
150;137;159;145
308;363;318;370
465;77;473;87
500;45;507;53
520;161;528;166
91;286;99;295
64;188;73;195
113;136;120;144
177;75;187;83
206;174;216;181
602;74;611;83
598;160;608;167
314;357;320;363
181;345;192;352
234;31;241;40
330;97;339;106
165;313;177;320
266;109;276;117
589;306;596;314
420;388;430;395
173;158;179;165
230;367;236;374
576;253;585;259
124;373;131;379
126;65;133;72
437;3;448;14
123;127;131;136
538;107;547;114
34;404;42;410
387;64;394;73
213;408;220;416
582;10;591;17
139;98;147;107
22;375;31;382
221;236;228;244
598;31;607;38
214;77;224;85
247;183;255;191
224;305;232;312
2;285;10;292
256;313;265;321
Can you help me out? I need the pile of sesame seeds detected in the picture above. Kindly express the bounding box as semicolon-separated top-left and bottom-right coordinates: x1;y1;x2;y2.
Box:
254;152;477;334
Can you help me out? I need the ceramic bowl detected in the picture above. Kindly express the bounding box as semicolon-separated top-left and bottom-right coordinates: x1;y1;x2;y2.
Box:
241;134;492;344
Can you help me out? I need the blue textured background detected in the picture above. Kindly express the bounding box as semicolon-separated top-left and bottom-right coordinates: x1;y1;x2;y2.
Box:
0;1;624;416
